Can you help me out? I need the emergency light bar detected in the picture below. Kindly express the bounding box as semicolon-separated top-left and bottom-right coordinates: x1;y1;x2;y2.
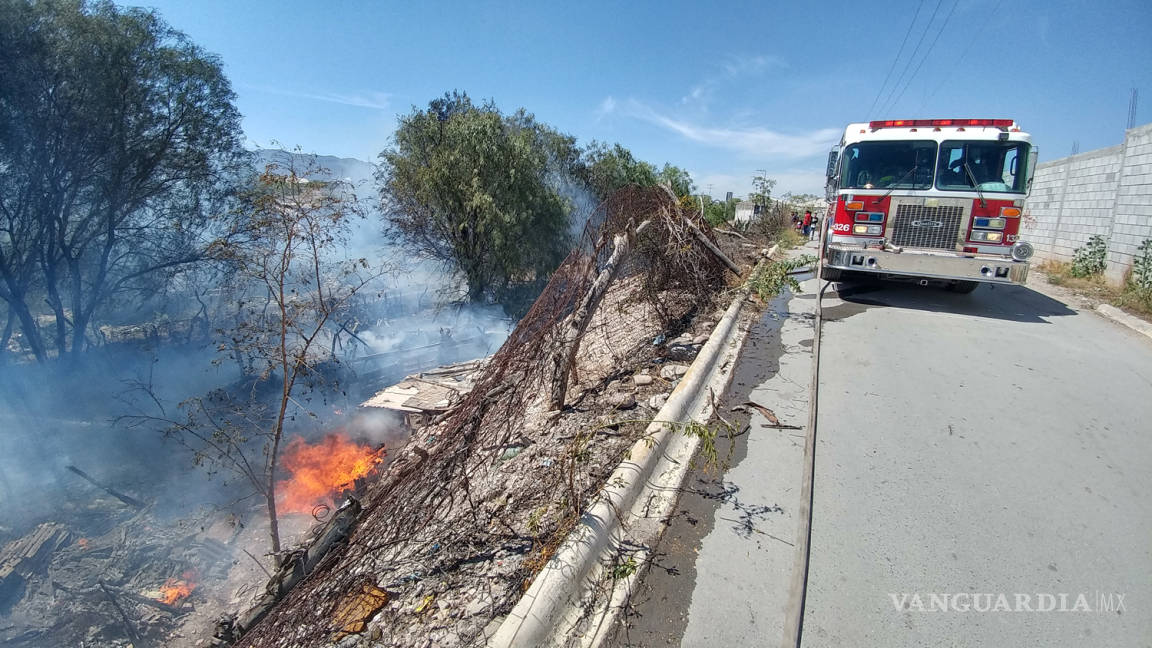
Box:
869;119;1015;129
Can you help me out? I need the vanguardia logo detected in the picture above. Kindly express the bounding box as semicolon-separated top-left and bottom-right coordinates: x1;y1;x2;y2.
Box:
889;592;1126;613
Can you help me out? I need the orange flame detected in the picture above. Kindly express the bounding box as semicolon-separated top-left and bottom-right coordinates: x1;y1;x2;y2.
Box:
158;571;197;605
277;433;385;514
77;538;89;550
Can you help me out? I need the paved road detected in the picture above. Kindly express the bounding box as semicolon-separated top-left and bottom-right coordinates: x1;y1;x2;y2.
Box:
611;258;1152;647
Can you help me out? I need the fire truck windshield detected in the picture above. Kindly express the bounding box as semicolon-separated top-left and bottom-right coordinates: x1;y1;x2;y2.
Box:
936;140;1030;193
839;141;936;190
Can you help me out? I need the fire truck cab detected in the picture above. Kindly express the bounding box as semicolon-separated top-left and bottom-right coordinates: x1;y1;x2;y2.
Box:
822;118;1037;292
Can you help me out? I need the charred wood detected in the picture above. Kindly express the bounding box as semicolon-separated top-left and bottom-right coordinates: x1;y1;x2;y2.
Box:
65;465;146;510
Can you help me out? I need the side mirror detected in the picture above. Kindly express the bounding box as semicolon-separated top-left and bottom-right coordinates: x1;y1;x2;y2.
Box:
826;149;839;179
1026;148;1039;192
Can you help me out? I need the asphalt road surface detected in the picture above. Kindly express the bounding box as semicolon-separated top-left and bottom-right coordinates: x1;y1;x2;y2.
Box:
611;262;1152;647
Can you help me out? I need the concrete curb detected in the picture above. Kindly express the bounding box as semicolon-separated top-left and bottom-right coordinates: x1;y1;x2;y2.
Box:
1095;304;1152;342
488;245;779;648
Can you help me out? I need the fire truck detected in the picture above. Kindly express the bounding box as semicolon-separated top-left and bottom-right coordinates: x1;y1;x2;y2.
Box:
821;118;1037;292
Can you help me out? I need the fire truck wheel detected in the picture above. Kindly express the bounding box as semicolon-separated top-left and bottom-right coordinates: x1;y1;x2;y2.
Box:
946;280;979;294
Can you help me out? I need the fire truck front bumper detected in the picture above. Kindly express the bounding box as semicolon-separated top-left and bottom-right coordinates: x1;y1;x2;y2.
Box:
825;246;1029;285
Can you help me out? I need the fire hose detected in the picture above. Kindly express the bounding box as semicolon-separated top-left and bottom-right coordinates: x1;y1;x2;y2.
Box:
782;216;830;648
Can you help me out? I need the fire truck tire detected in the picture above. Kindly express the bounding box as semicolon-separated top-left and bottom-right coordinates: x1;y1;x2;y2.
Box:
947;280;979;294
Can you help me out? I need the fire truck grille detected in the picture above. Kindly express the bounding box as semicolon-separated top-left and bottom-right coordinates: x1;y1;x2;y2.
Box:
889;204;965;250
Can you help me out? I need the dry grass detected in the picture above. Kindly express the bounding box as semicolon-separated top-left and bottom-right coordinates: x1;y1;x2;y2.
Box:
1037;259;1152;318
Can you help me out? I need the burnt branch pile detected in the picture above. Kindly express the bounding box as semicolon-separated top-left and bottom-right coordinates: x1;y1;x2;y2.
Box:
231;186;740;648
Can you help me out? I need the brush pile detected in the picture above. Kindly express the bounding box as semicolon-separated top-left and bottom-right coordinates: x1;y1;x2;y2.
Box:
229;186;748;648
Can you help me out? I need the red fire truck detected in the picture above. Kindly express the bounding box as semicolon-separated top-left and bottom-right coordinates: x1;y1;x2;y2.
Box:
822;118;1037;292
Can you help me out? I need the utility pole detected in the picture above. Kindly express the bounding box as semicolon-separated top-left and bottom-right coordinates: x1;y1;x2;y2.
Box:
754;169;767;211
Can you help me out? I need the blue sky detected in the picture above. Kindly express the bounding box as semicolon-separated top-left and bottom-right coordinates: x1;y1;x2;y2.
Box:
133;0;1151;199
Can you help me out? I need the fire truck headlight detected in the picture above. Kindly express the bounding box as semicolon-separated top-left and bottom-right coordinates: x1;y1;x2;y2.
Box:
973;217;1006;229
853;224;883;236
1011;240;1035;261
970;230;1003;243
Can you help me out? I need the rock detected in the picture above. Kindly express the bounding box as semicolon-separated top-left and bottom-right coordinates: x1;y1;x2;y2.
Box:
692;334;709;345
674;365;689;376
633;374;654;386
606;392;636;410
659;364;687;380
648;393;669;409
665;344;698;361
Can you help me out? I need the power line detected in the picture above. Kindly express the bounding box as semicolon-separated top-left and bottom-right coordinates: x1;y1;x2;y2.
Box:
867;0;925;119
920;0;1004;111
1128;88;1139;129
876;0;944;116
884;0;960;115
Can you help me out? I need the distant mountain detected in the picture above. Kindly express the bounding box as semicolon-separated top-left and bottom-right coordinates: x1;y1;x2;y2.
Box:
252;149;376;187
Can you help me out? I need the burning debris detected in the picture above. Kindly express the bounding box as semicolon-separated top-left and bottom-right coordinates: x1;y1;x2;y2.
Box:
157;572;199;606
277;435;387;515
224;186;754;648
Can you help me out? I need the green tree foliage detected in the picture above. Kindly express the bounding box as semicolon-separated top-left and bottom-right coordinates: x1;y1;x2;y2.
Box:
703;196;738;227
0;0;247;362
750;173;777;206
378;91;575;303
580;141;695;201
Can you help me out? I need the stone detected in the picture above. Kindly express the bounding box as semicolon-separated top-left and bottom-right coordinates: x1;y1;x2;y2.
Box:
633;374;654;386
692;334;709;345
648;393;669;409
659;364;688;380
606;392;636;410
665;344;698;362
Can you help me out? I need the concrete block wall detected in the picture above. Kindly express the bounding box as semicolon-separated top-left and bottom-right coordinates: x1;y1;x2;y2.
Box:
1021;123;1152;285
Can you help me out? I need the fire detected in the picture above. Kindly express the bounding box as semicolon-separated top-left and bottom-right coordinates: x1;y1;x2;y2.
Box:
158;572;197;605
76;538;89;550
277;433;385;514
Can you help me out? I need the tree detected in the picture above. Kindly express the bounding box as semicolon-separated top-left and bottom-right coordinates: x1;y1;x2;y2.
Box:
579;142;695;202
134;159;382;564
580;142;658;201
378;91;575;303
657;163;696;199
0;0;247;362
750;174;777;207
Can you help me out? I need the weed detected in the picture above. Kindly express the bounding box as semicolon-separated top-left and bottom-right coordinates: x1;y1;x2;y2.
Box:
526;506;545;536
1070;235;1107;277
1131;239;1152;291
746;255;818;301
775;227;807;250
610;556;638;580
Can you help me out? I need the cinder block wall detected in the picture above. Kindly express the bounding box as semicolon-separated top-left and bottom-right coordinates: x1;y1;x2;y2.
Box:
1022;123;1152;285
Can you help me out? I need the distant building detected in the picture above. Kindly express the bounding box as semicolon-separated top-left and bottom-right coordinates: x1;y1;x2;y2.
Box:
733;201;759;226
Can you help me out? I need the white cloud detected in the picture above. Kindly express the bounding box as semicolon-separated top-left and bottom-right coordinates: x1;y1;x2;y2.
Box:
595;96;617;119
692;170;827;200
624;100;839;158
244;84;392;110
721;54;787;78
681;54;788;106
